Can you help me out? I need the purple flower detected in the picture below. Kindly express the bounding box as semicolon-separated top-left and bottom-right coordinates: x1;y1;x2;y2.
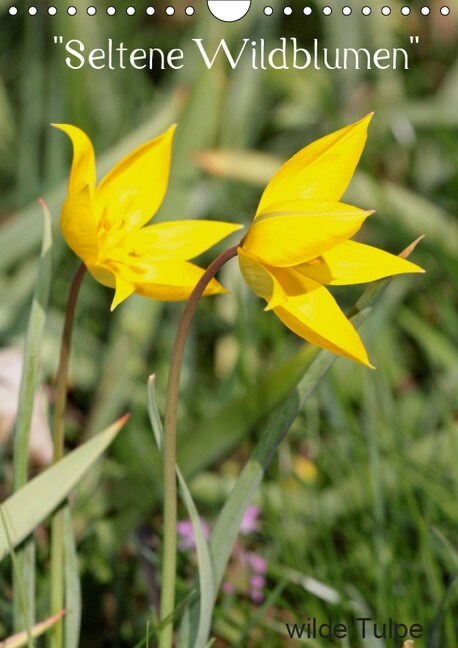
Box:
250;574;265;589
240;505;261;535
177;519;210;551
245;551;267;575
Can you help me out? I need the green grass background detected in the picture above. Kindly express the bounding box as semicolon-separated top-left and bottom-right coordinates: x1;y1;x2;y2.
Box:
0;1;457;645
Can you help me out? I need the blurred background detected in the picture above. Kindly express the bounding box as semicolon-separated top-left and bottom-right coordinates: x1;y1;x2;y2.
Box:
0;1;457;645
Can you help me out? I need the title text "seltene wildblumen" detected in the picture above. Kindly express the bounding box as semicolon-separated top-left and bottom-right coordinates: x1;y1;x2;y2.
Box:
53;36;420;71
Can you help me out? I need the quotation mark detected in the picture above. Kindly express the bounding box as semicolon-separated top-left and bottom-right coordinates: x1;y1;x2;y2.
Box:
409;36;420;44
54;35;64;44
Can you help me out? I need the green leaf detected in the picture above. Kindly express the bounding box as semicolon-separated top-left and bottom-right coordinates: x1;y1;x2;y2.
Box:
147;377;215;648
63;505;81;648
0;417;127;562
13;200;52;489
12;200;52;634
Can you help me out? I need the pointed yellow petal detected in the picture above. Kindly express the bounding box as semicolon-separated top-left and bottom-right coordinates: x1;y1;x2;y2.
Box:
88;264;116;288
96;125;176;232
238;249;327;311
60;184;99;266
52;124;96;195
256;114;372;216
111;275;135;310
110;259;226;301
274;287;373;367
294;256;334;284
265;266;321;303
237;248;287;310
122;220;243;261
242;202;372;268
299;240;425;285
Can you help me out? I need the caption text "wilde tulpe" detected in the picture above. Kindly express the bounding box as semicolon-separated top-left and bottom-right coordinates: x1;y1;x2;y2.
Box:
53;36;420;71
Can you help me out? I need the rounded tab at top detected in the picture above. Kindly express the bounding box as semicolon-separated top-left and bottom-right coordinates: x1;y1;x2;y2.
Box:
207;0;251;22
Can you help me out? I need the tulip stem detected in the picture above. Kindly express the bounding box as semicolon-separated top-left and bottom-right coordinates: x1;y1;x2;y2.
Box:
159;245;238;648
52;262;87;463
50;261;86;648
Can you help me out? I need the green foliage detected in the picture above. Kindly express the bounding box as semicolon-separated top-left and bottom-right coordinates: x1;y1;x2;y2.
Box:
0;418;125;562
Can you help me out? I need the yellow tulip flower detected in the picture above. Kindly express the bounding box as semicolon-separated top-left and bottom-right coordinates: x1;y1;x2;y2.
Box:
54;124;242;309
238;114;424;367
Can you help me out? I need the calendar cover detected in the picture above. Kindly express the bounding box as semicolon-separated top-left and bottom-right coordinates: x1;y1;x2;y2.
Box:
0;1;456;647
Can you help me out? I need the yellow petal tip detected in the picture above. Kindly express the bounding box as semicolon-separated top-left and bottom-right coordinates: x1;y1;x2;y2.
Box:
51;122;73;132
358;113;374;127
110;277;135;310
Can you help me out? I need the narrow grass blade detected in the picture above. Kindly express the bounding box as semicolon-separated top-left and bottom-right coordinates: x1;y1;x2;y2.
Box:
428;576;458;648
0;416;127;562
0;509;34;648
63;505;81;648
132;594;196;648
12;200;52;632
147;377;215;648
147;376;164;453
12;199;52;488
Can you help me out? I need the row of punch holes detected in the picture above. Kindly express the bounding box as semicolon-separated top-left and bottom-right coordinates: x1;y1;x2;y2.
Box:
7;5;451;16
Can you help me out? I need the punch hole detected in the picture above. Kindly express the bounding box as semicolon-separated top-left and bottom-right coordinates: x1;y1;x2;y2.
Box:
87;6;96;15
67;6;77;15
322;6;332;15
48;5;57;14
381;6;391;15
440;6;450;14
303;6;312;14
401;6;410;14
284;6;292;15
264;6;273;15
185;6;195;15
420;6;430;14
28;6;38;14
361;6;371;14
342;6;352;15
165;6;175;14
